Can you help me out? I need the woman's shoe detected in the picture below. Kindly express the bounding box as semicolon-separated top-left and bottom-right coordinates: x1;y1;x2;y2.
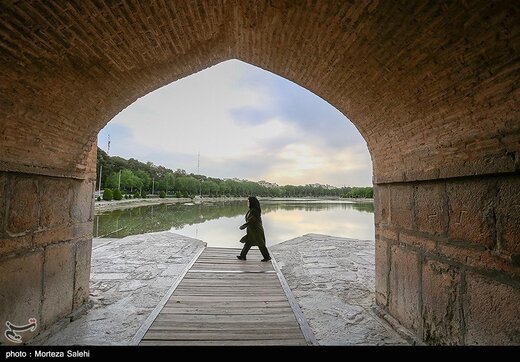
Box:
236;255;246;260
261;257;271;262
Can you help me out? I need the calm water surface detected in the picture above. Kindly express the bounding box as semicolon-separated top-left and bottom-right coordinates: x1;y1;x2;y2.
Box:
93;200;374;248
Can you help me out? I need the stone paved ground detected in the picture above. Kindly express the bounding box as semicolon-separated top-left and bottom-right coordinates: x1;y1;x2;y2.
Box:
271;234;407;345
36;232;205;345
37;232;406;345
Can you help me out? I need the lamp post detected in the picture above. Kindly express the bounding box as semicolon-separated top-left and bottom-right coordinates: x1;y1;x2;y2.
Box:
98;164;103;197
98;134;110;198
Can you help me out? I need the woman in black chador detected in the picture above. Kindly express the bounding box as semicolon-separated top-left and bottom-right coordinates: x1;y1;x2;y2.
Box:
236;196;271;262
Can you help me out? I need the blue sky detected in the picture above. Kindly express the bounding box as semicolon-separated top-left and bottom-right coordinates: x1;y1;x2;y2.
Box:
98;60;372;187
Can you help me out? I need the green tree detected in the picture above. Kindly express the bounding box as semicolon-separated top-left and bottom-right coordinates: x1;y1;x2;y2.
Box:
103;189;113;201
135;170;151;191
113;189;123;200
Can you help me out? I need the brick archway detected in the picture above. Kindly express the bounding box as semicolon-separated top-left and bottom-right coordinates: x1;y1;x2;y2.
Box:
0;1;518;344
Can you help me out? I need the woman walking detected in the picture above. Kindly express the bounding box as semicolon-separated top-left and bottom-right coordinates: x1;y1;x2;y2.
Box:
236;196;271;262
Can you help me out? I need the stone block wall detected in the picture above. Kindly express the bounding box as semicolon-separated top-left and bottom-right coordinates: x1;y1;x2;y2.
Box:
0;172;94;344
375;175;520;345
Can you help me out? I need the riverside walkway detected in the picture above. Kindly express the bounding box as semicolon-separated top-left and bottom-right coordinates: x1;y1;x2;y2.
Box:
133;247;316;346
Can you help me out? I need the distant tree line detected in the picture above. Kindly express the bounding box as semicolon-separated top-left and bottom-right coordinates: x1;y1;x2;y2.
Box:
96;148;373;198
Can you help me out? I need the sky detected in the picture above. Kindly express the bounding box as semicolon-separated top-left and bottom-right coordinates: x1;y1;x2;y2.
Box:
97;59;373;187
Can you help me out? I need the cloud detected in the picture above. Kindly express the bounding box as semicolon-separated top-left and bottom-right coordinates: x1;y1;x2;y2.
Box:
229;106;273;125
235;66;366;150
98;59;373;186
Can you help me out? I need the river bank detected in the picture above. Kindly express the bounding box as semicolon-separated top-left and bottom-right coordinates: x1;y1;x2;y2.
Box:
95;196;374;213
94;196;247;213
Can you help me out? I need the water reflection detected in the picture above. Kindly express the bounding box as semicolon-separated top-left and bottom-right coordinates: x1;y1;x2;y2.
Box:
93;200;375;247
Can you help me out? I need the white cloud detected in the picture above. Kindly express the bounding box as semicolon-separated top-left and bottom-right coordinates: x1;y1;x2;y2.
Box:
99;60;373;186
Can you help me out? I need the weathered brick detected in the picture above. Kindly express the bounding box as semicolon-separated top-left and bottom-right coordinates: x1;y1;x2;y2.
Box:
72;222;93;241
374;185;390;226
465;273;520;345
422;259;461;345
0;235;32;258
33;226;73;246
71;180;94;223
0;1;517;186
375;237;389;306
447;180;495;248
389;245;420;333
436;241;519;279
73;238;92;309
40;178;72;229
0;251;43;345
376;225;398;241
400;232;437;254
414;183;447;236
390;185;414;231
42;243;74;327
496;176;520;257
6;177;38;235
0;173;6;237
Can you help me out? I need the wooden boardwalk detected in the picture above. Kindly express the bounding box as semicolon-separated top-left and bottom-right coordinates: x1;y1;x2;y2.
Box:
134;247;315;346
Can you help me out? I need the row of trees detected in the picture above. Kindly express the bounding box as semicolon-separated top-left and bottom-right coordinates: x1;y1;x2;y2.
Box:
342;187;374;199
96;148;373;198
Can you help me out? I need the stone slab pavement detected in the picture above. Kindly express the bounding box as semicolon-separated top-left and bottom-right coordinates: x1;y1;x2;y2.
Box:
271;233;407;345
34;232;205;345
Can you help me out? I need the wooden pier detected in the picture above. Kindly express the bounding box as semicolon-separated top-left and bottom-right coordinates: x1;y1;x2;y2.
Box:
133;247;316;346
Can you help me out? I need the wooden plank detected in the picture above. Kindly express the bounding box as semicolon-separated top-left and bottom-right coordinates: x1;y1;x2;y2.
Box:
135;247;308;346
188;269;276;274
178;280;282;286
191;265;272;269
148;321;299;329
154;314;298;323
184;272;278;277
164;301;291;308
172;288;286;294
167;296;288;302
160;307;294;315
130;245;205;346
175;287;283;291
183;274;279;279
167;288;286;294
143;331;304;340
147;323;301;331
139;339;307;346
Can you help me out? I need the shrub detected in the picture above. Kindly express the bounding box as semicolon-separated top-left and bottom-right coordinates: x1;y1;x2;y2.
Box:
124;194;129;199
113;189;123;200
141;191;147;198
96;196;101;202
134;191;140;199
102;189;113;201
159;191;166;198
175;191;182;198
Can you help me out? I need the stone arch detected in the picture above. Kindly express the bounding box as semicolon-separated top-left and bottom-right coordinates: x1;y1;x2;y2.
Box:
0;1;518;344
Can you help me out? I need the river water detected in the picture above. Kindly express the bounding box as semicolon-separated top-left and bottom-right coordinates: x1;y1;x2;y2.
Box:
93;199;374;248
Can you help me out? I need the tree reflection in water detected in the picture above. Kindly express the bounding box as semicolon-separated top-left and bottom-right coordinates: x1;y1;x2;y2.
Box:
93;200;375;246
